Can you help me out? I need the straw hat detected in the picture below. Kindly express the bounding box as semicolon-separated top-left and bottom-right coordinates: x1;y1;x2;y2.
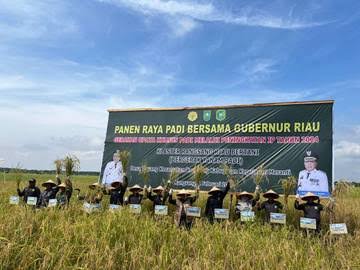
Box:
176;189;191;196
153;185;164;192
58;183;67;188
263;189;279;199
129;184;143;192
89;182;101;189
110;180;122;187
301;192;319;201
236;191;253;199
208;186;221;194
42;180;57;187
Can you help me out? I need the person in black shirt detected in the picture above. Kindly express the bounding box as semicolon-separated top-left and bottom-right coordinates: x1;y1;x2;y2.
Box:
258;189;283;223
205;181;230;223
294;192;324;233
17;178;41;204
109;176;128;205
146;185;169;210
125;185;143;205
38;180;59;208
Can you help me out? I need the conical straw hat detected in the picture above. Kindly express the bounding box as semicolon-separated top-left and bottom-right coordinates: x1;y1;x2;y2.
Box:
301;192;319;201
153;185;164;192
42;180;57;187
236;191;253;199
176;189;191;196
129;184;143;192
263;189;279;199
208;186;221;194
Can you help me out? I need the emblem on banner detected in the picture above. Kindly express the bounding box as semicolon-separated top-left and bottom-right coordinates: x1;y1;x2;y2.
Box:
188;111;198;122
216;109;226;121
203;110;211;121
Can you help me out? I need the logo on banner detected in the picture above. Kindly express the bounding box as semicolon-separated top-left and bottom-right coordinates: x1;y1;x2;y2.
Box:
188;111;198;122
203;110;211;121
216;110;226;121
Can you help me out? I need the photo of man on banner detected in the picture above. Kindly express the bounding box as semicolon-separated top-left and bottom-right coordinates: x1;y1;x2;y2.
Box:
297;150;330;198
102;151;123;187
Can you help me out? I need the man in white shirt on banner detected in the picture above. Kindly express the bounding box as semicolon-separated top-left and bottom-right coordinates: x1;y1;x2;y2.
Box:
297;150;329;197
102;151;123;187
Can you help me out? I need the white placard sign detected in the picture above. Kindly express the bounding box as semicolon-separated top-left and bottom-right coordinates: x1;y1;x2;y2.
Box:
48;199;57;207
9;196;20;205
27;196;38;206
109;204;121;211
241;211;255;222
186;207;201;217
214;208;230;219
330;223;348;235
129;204;141;214
270;213;286;225
300;217;317;230
155;205;168;216
83;202;101;213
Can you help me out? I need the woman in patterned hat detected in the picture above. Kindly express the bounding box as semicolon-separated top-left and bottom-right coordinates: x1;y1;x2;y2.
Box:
168;188;199;229
234;186;260;219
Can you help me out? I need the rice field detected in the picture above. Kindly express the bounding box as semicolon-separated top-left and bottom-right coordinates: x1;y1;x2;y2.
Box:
0;173;359;269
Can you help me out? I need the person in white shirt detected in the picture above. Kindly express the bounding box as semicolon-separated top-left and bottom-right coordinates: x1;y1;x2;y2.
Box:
297;151;329;197
102;151;123;187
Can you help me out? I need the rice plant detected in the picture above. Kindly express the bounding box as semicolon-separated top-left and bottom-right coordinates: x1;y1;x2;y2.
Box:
192;164;206;188
119;150;131;175
139;163;150;186
279;175;297;209
54;159;63;175
63;154;80;177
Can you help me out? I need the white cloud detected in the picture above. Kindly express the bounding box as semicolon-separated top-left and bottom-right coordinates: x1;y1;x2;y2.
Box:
98;0;329;37
335;141;360;159
0;0;78;41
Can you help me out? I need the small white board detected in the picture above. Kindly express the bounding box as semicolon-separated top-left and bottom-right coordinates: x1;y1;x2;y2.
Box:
9;196;20;205
129;204;141;214
240;211;255;222
48;199;57;207
270;213;286;225
186;207;201;217
330;223;348;235
214;208;229;219
155;205;168;216
27;196;38;206
300;217;317;230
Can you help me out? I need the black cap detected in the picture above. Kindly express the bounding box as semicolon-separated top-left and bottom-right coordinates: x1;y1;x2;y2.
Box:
28;178;36;183
304;150;319;161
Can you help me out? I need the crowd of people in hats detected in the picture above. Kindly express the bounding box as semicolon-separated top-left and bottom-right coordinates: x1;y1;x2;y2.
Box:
15;175;326;232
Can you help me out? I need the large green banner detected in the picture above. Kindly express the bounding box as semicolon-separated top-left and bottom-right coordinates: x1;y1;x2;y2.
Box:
100;101;333;197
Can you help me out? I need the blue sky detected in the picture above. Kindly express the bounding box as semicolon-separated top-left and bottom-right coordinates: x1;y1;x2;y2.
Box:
0;0;359;180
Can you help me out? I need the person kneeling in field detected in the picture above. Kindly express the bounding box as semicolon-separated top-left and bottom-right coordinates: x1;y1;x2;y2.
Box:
84;183;103;204
168;188;199;230
38;180;59;208
56;174;73;201
109;176;128;205
146;185;169;211
125;185;144;205
205;181;230;224
235;186;260;219
56;183;69;208
294;192;323;233
17;178;41;204
257;189;283;223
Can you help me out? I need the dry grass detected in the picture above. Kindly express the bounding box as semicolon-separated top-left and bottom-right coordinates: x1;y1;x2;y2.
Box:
0;173;359;270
